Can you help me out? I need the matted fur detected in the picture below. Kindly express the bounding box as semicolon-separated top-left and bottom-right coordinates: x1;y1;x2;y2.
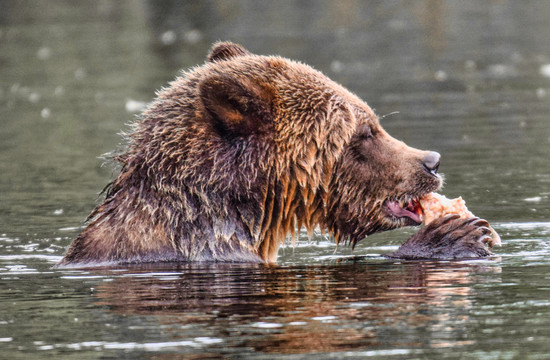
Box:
58;42;442;267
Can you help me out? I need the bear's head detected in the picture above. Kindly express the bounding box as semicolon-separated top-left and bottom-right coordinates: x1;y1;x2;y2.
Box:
61;42;442;266
145;42;442;261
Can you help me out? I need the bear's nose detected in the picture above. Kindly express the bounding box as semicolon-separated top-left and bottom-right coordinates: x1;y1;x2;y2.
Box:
422;151;440;175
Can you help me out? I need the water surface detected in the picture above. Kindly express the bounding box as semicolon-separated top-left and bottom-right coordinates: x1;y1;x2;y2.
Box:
1;1;550;359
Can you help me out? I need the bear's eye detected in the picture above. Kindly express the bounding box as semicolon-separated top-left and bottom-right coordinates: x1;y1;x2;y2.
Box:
357;124;373;140
350;124;375;162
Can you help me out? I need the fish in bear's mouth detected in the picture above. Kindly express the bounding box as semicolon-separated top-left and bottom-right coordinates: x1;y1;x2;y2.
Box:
385;198;424;225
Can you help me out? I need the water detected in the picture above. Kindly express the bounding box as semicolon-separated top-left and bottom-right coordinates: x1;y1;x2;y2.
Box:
1;1;550;358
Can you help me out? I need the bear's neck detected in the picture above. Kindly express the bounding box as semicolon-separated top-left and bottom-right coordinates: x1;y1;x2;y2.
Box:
257;171;327;262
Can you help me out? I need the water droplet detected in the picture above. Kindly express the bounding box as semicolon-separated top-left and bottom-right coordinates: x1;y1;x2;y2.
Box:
160;30;176;45
29;92;41;103
539;64;550;78
331;60;344;73
41;108;51;118
75;68;86;80
54;86;65;97
37;47;52;60
434;70;448;81
464;60;476;71
511;52;523;63
183;29;202;44
10;83;20;94
488;64;514;77
125;99;147;113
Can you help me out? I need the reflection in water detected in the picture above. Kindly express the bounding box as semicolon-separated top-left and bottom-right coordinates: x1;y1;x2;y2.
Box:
92;262;500;354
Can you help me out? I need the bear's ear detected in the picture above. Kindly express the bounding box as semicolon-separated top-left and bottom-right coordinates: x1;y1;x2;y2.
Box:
199;74;273;138
207;42;251;62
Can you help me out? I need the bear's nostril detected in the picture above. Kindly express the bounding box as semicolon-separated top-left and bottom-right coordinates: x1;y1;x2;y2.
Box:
423;151;441;175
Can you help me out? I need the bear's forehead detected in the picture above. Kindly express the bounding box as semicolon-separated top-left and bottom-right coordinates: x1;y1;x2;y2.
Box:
271;57;377;119
190;53;378;126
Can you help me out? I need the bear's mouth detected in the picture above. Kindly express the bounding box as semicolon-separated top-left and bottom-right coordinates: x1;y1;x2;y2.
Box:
385;198;423;225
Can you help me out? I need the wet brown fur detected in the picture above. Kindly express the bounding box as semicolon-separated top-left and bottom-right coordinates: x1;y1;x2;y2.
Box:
59;42;441;267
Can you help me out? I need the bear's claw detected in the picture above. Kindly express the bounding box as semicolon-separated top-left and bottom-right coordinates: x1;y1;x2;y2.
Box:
385;215;495;260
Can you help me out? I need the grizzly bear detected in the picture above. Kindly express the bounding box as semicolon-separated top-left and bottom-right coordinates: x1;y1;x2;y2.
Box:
58;42;492;267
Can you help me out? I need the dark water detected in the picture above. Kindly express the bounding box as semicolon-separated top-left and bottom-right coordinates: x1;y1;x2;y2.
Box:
1;1;550;359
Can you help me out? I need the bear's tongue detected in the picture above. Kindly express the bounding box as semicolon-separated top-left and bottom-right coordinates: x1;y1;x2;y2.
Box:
387;199;423;224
